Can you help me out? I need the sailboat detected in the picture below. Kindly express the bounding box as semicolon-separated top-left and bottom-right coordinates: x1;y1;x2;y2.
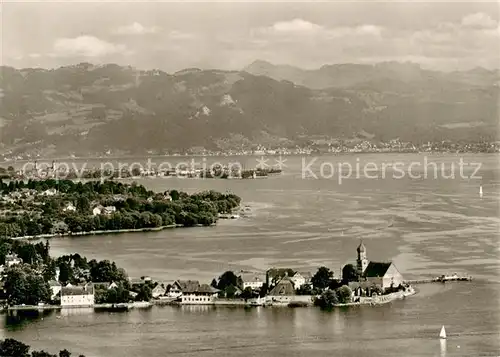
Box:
439;325;447;339
479;185;483;198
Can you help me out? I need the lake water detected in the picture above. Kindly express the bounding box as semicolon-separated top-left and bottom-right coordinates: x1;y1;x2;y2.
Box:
1;154;499;357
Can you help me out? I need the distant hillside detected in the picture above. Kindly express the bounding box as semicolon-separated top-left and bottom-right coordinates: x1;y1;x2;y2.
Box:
0;62;498;157
244;60;500;89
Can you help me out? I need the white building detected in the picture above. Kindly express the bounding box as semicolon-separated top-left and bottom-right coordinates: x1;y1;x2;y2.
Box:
92;205;116;216
290;272;312;288
42;188;57;196
61;283;95;307
63;202;76;212
103;206;116;215
181;284;219;305
5;253;22;267
239;273;264;290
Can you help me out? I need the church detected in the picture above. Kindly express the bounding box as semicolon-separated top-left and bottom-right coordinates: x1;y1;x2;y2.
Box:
355;241;404;290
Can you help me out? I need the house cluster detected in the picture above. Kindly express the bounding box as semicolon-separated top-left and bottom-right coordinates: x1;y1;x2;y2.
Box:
161;270;315;306
162;260;402;306
46;276;168;308
0;188;58;204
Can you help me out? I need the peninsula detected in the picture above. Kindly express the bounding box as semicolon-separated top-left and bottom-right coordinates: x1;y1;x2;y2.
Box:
0;179;241;239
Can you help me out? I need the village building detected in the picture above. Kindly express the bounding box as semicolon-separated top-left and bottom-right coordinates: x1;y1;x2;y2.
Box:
92;206;103;216
180;283;219;304
60;283;95;307
268;275;296;296
266;274;296;304
92;205;116;216
290;271;312;288
355;242;404;291
152;284;166;298
239;273;264;290
111;194;127;202
167;280;199;298
5;253;22;267
63;202;77;212
41;188;58;196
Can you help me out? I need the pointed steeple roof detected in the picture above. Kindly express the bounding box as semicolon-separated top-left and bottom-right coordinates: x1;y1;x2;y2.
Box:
357;241;366;253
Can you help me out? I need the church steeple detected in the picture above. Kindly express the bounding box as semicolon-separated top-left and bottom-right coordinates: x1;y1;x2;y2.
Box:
357;241;366;254
356;241;369;276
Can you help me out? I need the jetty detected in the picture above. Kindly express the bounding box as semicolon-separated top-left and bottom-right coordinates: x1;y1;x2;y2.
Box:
404;274;472;284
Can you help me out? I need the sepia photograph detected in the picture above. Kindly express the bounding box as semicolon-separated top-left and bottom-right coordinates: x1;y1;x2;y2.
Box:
0;0;499;356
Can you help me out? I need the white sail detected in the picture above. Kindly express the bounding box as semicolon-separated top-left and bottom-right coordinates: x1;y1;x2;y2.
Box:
479;185;483;198
439;325;447;339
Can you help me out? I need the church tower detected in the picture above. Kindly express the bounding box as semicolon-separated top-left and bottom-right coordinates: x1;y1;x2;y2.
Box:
356;241;369;277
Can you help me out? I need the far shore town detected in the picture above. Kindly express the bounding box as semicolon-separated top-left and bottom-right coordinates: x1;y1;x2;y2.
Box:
2;139;500;163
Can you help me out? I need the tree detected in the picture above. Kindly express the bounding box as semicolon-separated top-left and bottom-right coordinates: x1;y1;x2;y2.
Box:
217;271;240;291
311;267;334;290
32;351;57;357
258;284;268;298
76;196;90;214
342;264;359;283
89;260;126;283
224;284;238;299
0;338;30;357
136;284;152;302
42;261;57;282
59;350;71;357
296;284;313;295
58;262;73;284
336;285;352;304
17;243;38;265
240;287;254;300
169;190;180;201
315;289;339;309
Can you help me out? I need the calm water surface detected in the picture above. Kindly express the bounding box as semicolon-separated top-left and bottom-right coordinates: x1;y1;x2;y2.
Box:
1;154;499;357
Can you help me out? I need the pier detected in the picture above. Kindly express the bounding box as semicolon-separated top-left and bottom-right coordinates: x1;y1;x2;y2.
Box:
404;275;472;284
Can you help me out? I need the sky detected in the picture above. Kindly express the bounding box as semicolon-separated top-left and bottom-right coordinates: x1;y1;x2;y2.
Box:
1;1;499;72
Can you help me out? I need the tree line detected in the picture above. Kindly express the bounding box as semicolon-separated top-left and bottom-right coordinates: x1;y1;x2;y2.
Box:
0;338;84;357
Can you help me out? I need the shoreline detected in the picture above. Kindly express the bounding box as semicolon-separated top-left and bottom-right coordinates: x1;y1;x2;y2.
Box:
1;290;417;313
8;223;217;241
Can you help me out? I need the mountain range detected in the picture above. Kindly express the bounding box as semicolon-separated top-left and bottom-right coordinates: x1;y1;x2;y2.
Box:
0;61;498;157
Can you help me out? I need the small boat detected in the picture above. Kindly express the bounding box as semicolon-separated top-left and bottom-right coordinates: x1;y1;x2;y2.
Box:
479;185;483;198
439;325;447;339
